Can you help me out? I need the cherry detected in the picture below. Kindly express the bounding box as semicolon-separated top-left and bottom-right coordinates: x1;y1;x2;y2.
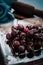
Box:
19;53;25;59
34;42;41;50
27;46;34;58
34;49;41;56
14;35;19;41
6;33;12;40
26;26;33;30
20;39;26;46
32;25;38;29
23;27;29;33
27;30;34;38
34;33;40;39
20;32;26;40
32;29;38;34
27;52;34;58
27;46;34;52
11;28;19;37
28;41;33;47
13;41;20;48
26;26;29;29
18;46;25;54
6;41;12;47
17;24;24;31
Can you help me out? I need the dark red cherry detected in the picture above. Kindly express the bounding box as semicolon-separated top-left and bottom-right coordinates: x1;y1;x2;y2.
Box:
14;37;19;41
27;46;34;58
27;30;34;38
26;26;29;29
34;42;41;50
20;40;26;45
27;46;34;52
26;26;32;30
32;25;38;29
19;53;25;59
20;32;26;37
17;24;24;31
20;32;26;40
32;29;38;34
34;33;40;39
11;28;19;37
6;33;12;40
14;35;19;41
27;52;34;58
13;41;20;48
34;49;41;56
23;27;29;33
28;41;33;47
6;41;12;47
18;46;25;54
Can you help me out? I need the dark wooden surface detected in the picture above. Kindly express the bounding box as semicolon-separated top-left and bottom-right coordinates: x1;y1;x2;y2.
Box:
11;2;43;19
18;58;43;65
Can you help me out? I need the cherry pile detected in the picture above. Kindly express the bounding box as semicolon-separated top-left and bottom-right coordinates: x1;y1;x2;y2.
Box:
6;25;43;58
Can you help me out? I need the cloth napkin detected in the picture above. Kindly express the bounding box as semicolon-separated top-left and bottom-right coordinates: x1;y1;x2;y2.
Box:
0;2;14;24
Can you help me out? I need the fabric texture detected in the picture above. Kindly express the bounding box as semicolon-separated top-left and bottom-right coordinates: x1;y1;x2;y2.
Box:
0;1;14;24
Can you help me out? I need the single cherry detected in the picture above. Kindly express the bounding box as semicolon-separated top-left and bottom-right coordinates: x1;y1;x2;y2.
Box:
17;24;24;31
20;32;26;40
28;41;33;47
13;41;20;48
23;27;29;33
20;39;26;46
6;33;12;40
34;42;41;50
11;28;19;37
18;46;25;54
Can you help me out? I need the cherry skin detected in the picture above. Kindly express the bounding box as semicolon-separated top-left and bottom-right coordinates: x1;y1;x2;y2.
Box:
28;41;33;47
20;32;26;40
11;28;19;37
34;42;41;50
13;41;20;48
6;33;12;40
17;24;24;31
18;46;25;54
23;27;29;33
20;39;26;45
